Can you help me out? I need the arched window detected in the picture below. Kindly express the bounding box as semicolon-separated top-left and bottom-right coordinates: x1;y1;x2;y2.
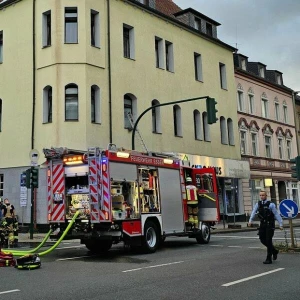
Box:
193;110;202;140
65;84;78;121
202;112;210;141
152;99;161;133
43;86;52;123
0;98;2;131
91;85;101;124
227;118;234;145
173;105;182;136
124;93;137;129
220;116;227;144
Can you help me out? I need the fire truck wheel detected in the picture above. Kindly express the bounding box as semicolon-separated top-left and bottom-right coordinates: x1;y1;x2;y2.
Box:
142;221;159;253
84;240;112;253
195;223;210;244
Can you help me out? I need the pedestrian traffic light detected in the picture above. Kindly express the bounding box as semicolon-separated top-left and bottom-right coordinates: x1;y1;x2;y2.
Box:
206;97;218;124
290;156;300;180
30;167;39;188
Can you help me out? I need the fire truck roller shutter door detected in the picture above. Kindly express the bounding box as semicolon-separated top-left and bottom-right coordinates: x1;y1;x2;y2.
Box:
109;163;137;181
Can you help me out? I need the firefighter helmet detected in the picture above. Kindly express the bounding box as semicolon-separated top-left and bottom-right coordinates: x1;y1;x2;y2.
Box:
186;177;192;183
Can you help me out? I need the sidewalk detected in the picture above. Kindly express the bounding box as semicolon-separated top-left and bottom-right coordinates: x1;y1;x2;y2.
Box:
14;218;300;245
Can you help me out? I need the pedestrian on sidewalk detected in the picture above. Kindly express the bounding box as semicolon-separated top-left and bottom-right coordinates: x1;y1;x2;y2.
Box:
248;190;283;264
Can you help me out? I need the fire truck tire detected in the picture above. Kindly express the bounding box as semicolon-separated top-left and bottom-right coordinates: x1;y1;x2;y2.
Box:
84;240;112;253
142;221;159;253
195;223;210;244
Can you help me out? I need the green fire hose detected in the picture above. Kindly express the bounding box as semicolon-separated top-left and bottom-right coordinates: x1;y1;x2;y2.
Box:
2;229;53;255
5;211;80;257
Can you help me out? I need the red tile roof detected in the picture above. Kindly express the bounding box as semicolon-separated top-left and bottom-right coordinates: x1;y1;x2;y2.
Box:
155;0;182;16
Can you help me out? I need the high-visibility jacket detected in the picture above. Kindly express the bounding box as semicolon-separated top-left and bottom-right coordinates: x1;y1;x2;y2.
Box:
186;185;198;201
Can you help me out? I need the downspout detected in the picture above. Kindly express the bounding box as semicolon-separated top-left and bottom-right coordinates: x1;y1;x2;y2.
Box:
31;0;36;149
107;0;113;143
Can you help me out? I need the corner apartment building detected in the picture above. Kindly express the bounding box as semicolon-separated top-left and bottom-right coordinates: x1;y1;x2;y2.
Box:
234;53;299;218
0;0;249;224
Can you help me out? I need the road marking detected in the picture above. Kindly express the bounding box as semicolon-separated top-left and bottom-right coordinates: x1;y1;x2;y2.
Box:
122;261;184;273
248;247;262;249
214;235;286;240
209;245;223;247
56;245;85;250
222;268;285;287
56;255;94;261
228;246;242;248
0;290;20;295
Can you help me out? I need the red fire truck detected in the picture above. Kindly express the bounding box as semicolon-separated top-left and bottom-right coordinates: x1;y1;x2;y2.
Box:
44;145;220;253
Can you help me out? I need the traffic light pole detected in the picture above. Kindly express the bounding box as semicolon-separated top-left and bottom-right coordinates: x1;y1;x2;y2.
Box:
30;187;34;240
131;96;210;150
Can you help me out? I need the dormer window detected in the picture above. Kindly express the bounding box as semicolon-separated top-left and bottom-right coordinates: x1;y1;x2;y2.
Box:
206;23;213;36
276;73;282;85
241;58;246;70
259;66;265;78
195;18;201;31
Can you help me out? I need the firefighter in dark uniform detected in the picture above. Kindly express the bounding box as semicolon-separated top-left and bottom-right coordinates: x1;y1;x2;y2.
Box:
248;191;283;264
2;198;19;247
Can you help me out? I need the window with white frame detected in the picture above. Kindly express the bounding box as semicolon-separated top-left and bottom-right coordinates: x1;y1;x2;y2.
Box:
276;74;282;85
251;132;258;156
123;24;135;59
202;112;210;141
194;53;203;81
42;11;51;47
237;90;244;111
241;58;246;70
0;31;3;63
65;8;78;43
275;102;280;121
278;138;283;159
193;110;202;140
152;99;161;134
124;94;137;129
286;139;291;160
155;37;164;69
65;84;78;121
240;130;247;154
259;66;265;78
173;105;182;137
0;174;3;197
249;94;254;114
283;105;288;123
91;10;100;47
291;183;299;208
43;86;52;123
219;63;227;89
194;18;201;31
220;116;227;144
264;135;272;158
91;85;101;124
261;98;268;118
165;41;174;72
227;118;234;145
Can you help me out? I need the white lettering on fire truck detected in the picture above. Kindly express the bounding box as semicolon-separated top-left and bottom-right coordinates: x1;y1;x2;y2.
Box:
130;155;164;166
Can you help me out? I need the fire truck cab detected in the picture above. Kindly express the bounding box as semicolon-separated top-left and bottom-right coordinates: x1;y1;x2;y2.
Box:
44;145;220;253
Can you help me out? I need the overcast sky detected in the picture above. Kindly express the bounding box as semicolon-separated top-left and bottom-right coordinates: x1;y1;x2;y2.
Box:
173;0;300;92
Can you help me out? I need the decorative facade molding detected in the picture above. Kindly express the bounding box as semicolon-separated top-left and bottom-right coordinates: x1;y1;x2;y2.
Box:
249;120;260;131
237;83;243;91
238;117;250;129
275;126;285;137
285;129;293;138
248;87;254;94
283;100;287;105
262;92;268;99
262;123;274;135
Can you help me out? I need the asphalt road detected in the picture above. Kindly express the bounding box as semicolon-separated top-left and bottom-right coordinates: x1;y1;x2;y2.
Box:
1;229;300;300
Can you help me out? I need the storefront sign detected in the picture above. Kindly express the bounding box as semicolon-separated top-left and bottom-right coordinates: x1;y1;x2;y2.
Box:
178;153;250;179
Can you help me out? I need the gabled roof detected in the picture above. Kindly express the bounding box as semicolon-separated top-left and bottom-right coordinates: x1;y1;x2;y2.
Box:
155;0;182;16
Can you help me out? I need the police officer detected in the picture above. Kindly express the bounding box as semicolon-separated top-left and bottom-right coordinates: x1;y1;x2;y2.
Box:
248;190;283;264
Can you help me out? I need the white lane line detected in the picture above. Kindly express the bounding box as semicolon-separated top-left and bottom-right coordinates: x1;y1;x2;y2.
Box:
56;245;85;250
209;245;223;247
56;255;94;261
122;261;184;273
0;290;20;295
222;268;285;287
228;246;242;248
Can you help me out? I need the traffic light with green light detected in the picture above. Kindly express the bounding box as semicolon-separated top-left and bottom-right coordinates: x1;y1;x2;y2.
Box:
206;97;218;124
290;156;300;180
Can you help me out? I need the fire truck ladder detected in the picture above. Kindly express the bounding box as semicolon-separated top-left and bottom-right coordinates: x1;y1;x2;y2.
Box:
88;147;102;220
127;112;149;153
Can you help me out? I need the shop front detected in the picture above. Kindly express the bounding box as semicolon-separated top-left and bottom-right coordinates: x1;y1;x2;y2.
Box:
178;153;250;222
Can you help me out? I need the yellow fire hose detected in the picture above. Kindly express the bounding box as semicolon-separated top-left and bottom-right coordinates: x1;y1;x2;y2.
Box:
198;193;216;202
2;229;53;255
5;211;80;257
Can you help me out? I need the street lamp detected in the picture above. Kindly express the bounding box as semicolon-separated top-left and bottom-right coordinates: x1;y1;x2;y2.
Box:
292;91;300;155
